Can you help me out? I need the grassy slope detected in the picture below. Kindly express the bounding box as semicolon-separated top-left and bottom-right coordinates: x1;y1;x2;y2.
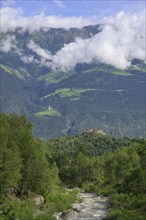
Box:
38;70;74;83
35;109;61;117
83;64;146;76
41;88;97;100
0;64;30;80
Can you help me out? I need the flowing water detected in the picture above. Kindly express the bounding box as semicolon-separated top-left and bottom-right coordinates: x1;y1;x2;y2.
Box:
56;192;108;220
72;192;107;220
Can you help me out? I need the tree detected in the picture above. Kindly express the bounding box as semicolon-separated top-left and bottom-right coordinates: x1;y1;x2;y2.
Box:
0;114;22;195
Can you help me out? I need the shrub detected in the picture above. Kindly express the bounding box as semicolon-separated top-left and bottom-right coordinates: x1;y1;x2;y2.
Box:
35;213;56;220
45;189;78;213
1;200;36;220
82;181;94;192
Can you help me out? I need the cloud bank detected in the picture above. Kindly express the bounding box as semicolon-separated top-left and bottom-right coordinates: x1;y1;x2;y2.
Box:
24;11;145;70
1;7;97;33
53;11;145;70
0;35;17;52
0;8;145;70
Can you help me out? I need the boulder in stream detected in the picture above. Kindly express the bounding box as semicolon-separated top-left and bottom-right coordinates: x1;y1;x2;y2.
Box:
59;210;77;219
72;203;81;212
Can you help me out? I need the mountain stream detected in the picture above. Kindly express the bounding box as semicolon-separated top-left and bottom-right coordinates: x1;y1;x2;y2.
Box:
56;192;108;220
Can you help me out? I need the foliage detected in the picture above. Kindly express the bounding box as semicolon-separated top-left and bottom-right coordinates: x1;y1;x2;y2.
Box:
46;133;144;185
0;113;145;219
46;132;146;219
46;189;78;213
1;200;36;220
0;114;22;195
106;194;146;220
0;114;62;220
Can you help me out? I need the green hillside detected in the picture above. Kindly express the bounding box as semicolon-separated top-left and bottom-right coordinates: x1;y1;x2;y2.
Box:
0;28;145;139
35;109;61;117
0;64;30;80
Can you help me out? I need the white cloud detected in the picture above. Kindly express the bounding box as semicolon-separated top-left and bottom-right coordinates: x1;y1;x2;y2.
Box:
15;48;36;64
27;40;52;60
0;7;98;33
24;11;145;70
0;7;23;33
51;11;146;70
1;9;145;70
53;0;66;8
27;40;53;67
20;55;35;64
0;35;17;52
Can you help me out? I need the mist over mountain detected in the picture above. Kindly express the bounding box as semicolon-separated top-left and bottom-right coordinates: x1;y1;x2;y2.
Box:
0;11;145;138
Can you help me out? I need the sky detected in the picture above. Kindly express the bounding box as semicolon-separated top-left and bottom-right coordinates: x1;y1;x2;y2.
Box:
1;0;145;18
0;0;146;70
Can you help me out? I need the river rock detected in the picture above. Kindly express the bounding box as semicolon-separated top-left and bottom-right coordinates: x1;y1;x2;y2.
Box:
59;210;77;219
72;203;81;212
54;213;62;220
33;195;44;205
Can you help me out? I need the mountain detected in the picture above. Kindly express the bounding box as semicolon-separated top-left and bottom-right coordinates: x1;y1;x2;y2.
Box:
0;25;145;138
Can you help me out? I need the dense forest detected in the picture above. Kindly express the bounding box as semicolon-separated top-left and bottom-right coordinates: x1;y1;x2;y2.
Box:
0;114;146;220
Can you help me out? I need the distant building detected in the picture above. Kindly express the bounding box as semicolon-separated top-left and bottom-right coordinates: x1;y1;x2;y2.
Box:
48;106;53;111
96;129;106;135
85;128;106;135
86;128;94;133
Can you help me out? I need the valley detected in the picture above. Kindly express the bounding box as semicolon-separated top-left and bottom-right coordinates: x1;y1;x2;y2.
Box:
0;40;145;138
0;2;146;220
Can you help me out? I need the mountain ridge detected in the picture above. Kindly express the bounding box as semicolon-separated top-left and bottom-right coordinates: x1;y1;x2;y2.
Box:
0;25;145;138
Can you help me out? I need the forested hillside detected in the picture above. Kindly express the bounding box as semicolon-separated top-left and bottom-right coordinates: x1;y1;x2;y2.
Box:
0;114;146;220
0;26;145;138
47;131;146;219
0;114;78;220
